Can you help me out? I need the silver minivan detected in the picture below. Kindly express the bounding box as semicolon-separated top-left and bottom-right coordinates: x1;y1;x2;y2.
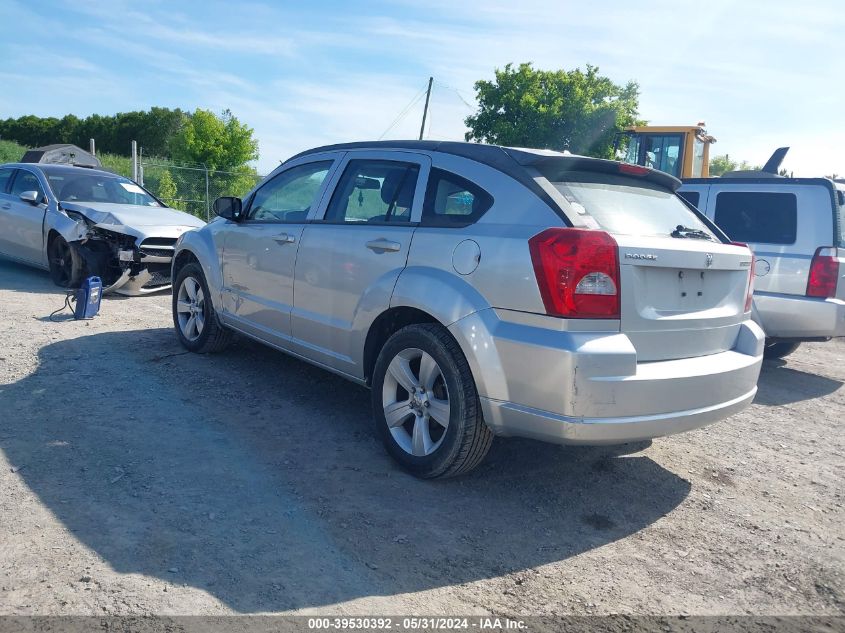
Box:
679;177;845;358
172;141;763;478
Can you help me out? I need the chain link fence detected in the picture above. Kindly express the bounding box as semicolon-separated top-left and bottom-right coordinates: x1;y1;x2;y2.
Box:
137;160;264;221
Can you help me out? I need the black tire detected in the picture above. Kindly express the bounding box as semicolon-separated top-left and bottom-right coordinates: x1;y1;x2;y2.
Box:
371;323;493;479
172;263;233;353
764;340;801;360
47;234;84;288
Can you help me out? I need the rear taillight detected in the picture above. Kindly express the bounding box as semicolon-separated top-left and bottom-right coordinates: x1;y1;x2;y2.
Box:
528;228;620;319
806;247;840;298
732;242;755;312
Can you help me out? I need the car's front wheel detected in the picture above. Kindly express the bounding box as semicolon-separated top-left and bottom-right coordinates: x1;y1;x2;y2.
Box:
173;262;232;353
47;234;84;288
371;323;493;478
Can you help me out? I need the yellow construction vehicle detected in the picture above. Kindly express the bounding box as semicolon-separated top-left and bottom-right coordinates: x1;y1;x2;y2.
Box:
616;123;716;179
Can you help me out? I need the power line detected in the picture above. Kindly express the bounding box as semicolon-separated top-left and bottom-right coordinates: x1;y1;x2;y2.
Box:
434;81;475;110
378;84;429;140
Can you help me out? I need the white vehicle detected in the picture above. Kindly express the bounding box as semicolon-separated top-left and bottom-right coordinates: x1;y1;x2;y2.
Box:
0;163;205;295
680;174;845;358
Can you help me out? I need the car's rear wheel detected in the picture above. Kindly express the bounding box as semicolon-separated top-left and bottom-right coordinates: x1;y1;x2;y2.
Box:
47;235;84;288
372;323;492;479
173;262;232;353
764;340;801;360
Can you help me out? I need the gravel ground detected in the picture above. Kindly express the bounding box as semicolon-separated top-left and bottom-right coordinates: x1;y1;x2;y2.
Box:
0;258;842;618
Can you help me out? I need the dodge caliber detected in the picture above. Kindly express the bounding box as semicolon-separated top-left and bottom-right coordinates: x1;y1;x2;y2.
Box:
171;141;764;478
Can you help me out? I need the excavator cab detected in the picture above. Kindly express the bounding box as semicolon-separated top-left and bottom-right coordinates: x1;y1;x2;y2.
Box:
616;124;716;179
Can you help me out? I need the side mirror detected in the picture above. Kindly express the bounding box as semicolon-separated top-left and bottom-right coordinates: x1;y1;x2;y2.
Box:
213;196;243;221
19;190;41;205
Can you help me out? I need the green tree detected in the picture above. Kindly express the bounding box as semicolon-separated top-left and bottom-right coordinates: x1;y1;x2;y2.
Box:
464;63;642;158
156;169;178;205
170;109;258;171
709;154;762;176
709;154;737;177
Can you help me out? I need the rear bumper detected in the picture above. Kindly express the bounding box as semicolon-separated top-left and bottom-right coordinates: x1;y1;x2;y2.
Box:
480;388;756;445
754;292;845;339
449;309;764;446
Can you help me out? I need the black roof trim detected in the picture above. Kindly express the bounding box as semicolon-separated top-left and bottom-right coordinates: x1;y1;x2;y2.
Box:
286;141;681;222
682;176;837;190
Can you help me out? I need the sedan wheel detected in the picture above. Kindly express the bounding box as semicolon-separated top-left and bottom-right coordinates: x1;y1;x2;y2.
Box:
48;236;83;288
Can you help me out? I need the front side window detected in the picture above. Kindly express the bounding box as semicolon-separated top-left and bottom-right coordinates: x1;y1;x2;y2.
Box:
324;160;419;223
10;170;43;198
0;168;13;194
551;172;717;239
422;168;493;226
246;161;332;222
714;192;797;245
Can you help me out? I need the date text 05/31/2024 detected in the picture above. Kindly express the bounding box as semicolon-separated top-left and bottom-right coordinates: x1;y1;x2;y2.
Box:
307;617;526;630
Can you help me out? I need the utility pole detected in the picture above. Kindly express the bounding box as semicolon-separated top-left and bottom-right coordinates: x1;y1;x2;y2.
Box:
418;76;433;141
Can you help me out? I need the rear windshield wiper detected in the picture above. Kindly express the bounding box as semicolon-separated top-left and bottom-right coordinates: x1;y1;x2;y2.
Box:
671;225;714;241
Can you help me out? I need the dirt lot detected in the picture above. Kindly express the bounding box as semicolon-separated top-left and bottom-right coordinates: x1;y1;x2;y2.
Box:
0;258;842;618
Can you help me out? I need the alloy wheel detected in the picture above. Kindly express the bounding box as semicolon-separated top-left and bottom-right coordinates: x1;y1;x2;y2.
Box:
176;276;206;342
381;347;451;457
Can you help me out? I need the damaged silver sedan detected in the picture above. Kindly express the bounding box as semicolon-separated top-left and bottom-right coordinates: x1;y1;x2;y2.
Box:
0;163;205;295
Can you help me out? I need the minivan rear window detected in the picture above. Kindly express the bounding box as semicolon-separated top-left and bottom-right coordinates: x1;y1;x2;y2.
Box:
714;192;797;245
550;172;717;240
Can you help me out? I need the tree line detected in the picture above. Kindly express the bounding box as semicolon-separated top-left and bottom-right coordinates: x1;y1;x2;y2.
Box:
0;107;258;171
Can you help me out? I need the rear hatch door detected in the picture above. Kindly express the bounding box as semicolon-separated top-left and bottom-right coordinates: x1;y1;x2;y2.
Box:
543;168;752;361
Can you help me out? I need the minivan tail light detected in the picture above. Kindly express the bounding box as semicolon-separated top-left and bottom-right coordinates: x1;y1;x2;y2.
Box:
806;247;840;298
528;228;620;318
732;242;755;312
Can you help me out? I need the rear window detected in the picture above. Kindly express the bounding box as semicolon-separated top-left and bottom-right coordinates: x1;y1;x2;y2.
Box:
714;192;797;245
837;187;845;246
551;172;717;239
678;190;700;208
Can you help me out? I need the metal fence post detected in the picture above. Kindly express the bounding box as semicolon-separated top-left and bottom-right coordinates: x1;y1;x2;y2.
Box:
131;140;138;182
204;166;210;221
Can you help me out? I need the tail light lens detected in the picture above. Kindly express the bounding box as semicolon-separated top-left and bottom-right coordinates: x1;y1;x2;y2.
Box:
732;242;755;312
528;228;620;318
806;247;840;298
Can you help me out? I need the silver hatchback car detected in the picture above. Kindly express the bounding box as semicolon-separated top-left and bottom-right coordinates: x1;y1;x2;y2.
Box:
172;141;764;478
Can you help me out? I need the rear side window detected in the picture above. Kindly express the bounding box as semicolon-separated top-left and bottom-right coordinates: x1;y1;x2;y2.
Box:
550;172;717;239
422;168;493;226
714;192;797;245
324;160;419;223
678;190;700;208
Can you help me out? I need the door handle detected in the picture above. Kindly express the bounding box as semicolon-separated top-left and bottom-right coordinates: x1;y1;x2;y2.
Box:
366;238;401;253
0;203;10;210
272;232;296;244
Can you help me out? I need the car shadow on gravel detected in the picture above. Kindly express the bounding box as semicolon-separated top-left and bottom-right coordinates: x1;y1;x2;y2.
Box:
755;359;843;406
0;328;691;612
0;259;61;295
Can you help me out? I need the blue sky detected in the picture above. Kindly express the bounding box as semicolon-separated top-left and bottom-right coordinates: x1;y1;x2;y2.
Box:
1;0;842;176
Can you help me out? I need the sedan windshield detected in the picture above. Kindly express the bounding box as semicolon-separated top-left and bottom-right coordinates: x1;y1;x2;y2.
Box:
43;169;162;207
